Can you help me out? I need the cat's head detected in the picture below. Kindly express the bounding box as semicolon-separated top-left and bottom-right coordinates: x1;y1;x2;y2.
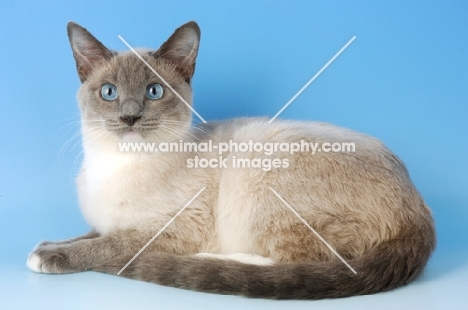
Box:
67;21;200;145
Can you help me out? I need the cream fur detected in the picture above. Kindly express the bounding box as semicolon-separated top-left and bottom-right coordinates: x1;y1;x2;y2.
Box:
78;116;413;260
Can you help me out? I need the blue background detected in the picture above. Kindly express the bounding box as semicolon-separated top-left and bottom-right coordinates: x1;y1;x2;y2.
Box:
1;1;467;309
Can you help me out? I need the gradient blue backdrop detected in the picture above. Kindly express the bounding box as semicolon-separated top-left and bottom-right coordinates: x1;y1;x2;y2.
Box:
1;1;467;309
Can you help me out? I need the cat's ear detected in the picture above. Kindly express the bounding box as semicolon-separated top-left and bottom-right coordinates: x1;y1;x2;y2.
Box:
153;21;200;83
67;22;115;83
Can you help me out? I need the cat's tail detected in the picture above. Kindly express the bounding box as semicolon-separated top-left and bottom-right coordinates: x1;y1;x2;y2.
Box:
92;224;435;299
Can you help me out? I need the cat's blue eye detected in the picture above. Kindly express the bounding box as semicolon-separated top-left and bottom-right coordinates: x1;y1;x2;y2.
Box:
146;83;163;100
101;84;118;101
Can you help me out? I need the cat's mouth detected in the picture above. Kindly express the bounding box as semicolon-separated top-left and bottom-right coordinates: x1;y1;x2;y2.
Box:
120;125;147;134
105;118;160;130
104;124;149;139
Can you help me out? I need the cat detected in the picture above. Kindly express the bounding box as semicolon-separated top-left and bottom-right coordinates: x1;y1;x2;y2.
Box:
27;21;435;299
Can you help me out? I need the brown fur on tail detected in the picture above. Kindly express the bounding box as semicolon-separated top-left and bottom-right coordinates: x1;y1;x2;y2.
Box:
93;220;435;299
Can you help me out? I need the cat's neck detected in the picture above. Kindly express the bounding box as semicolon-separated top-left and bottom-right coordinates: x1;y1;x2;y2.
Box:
80;121;182;170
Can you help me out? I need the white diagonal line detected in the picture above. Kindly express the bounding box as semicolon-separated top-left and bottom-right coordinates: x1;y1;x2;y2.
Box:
118;35;207;124
268;36;356;123
117;187;206;275
268;187;357;274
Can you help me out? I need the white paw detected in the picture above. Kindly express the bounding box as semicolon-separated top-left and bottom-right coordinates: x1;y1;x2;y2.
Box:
27;252;45;273
26;244;75;274
196;253;275;266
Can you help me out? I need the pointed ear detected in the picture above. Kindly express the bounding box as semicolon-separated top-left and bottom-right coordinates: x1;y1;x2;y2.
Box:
67;22;115;83
153;21;200;82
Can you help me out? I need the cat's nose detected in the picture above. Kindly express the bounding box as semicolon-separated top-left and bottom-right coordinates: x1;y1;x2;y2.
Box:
120;100;143;126
120;115;141;126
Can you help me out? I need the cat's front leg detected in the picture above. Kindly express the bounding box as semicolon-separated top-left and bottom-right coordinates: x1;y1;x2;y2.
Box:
27;230;150;274
35;230;100;248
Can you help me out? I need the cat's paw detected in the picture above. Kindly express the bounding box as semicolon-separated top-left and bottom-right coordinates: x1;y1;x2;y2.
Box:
27;246;72;274
27;252;45;273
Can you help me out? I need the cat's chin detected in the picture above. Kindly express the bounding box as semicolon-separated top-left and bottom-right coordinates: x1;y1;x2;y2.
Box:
120;131;146;143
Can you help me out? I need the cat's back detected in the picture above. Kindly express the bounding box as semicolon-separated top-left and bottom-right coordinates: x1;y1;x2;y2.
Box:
194;117;386;154
193;117;410;188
